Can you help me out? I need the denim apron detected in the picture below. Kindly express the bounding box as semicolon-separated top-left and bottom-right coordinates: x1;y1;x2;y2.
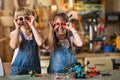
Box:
49;46;77;73
10;32;41;75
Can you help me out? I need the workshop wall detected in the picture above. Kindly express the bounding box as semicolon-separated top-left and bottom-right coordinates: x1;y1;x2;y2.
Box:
0;0;14;62
105;0;120;43
0;0;120;62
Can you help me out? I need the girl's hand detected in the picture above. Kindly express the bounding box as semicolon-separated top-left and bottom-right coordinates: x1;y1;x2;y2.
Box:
48;21;54;31
26;15;34;27
66;22;76;31
14;18;22;29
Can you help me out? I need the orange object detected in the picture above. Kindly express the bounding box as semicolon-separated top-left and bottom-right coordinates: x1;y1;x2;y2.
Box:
115;35;120;50
87;67;100;77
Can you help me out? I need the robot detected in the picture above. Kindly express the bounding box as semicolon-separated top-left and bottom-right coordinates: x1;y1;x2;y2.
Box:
87;66;100;77
71;61;90;78
72;62;85;78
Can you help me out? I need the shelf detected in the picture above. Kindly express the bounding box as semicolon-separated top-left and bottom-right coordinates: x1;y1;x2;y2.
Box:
0;37;9;42
74;3;104;11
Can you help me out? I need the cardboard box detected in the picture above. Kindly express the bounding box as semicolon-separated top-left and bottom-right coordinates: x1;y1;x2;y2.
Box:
85;57;113;71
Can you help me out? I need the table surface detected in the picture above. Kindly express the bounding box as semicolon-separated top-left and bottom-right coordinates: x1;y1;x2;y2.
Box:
40;53;120;60
0;70;120;80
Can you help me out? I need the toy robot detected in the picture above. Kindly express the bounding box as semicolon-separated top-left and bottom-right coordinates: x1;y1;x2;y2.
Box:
64;61;89;79
71;61;89;78
87;67;100;77
72;62;85;78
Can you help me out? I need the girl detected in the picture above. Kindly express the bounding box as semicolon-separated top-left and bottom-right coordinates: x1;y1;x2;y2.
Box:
45;13;83;73
10;8;44;75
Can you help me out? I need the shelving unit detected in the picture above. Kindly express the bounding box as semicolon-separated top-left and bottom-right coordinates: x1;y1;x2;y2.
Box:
0;14;14;62
73;0;106;52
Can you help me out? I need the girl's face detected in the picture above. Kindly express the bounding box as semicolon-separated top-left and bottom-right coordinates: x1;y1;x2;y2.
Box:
17;15;30;29
54;17;67;39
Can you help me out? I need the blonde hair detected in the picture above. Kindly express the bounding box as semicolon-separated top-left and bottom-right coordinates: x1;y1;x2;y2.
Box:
14;8;35;18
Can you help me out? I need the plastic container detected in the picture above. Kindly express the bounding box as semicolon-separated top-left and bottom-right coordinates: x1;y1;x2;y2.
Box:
103;45;112;53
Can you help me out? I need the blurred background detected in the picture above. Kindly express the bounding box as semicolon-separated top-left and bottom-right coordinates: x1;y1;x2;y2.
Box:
0;0;120;62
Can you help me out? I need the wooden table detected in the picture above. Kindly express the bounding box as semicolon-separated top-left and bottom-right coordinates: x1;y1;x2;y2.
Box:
0;70;120;80
40;53;120;60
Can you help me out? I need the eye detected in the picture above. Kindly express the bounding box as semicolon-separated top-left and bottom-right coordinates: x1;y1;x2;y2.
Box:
61;23;66;26
66;24;69;26
19;17;23;21
25;16;30;20
54;22;60;26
